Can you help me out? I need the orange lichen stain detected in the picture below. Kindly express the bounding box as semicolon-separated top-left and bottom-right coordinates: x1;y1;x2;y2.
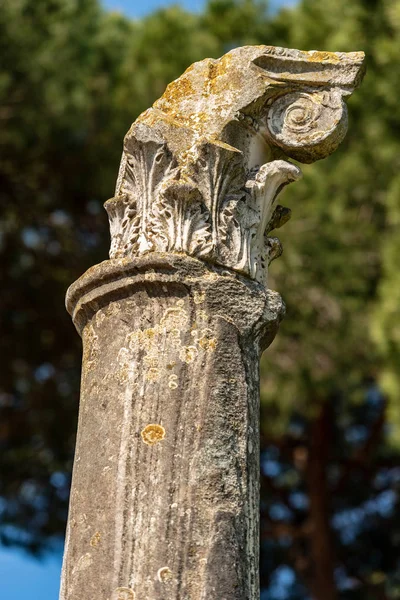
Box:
161;75;195;106
306;50;341;63
141;424;166;445
112;588;135;600
157;566;174;583
179;345;198;364
90;531;101;548
205;54;233;95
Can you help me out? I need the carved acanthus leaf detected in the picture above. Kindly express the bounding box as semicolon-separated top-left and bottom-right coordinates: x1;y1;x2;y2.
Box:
105;45;365;285
149;179;212;257
104;194;140;259
114;124;180;255
245;160;301;282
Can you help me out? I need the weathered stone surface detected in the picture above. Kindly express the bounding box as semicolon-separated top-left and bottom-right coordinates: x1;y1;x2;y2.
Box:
61;255;284;600
60;45;365;600
107;45;365;285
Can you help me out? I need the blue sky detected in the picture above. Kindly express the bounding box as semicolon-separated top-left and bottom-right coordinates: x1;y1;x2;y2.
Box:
0;547;63;599
103;0;298;18
104;0;204;15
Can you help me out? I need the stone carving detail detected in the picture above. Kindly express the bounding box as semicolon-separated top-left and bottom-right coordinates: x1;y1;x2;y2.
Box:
266;89;348;162
105;46;365;285
150;181;212;256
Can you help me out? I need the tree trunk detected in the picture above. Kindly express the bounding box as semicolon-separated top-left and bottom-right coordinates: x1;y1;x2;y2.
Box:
307;402;337;600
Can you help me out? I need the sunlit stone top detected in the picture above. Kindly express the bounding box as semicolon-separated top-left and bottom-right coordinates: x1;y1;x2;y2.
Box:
105;45;365;285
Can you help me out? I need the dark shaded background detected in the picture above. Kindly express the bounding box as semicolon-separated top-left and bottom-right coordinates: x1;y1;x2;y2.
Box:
1;0;400;598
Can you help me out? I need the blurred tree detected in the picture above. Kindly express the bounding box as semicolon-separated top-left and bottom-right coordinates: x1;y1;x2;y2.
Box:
259;0;400;598
0;0;135;553
0;0;399;598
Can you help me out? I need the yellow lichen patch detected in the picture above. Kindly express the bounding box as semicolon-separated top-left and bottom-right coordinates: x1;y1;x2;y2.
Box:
198;329;217;352
112;588;135;600
105;301;121;317
161;75;195;106
72;553;93;574
157;566;174;583
179;345;199;364
200;53;234;98
168;374;178;390
82;324;99;371
160;307;189;330
95;310;106;327
169;328;182;345
306;50;341;63
116;364;130;384
146;367;160;382
144;270;157;281
197;310;208;323
126;329;144;350
141;424;166;445
193;290;206;304
204;271;219;281
90;531;101;548
144;328;157;339
143;355;159;368
116;347;131;384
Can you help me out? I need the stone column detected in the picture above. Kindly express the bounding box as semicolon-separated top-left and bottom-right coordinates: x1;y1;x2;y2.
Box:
60;46;365;600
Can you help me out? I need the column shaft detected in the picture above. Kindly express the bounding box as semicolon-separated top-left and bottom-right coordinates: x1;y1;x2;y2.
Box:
60;255;283;600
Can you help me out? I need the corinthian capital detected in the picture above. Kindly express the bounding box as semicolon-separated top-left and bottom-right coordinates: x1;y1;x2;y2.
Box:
105;45;365;285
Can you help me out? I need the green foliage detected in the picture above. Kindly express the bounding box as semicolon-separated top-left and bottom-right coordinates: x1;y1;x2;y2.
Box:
201;0;271;47
262;0;400;444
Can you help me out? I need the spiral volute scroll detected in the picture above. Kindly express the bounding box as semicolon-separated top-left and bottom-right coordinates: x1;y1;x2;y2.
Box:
104;46;365;286
266;89;348;163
